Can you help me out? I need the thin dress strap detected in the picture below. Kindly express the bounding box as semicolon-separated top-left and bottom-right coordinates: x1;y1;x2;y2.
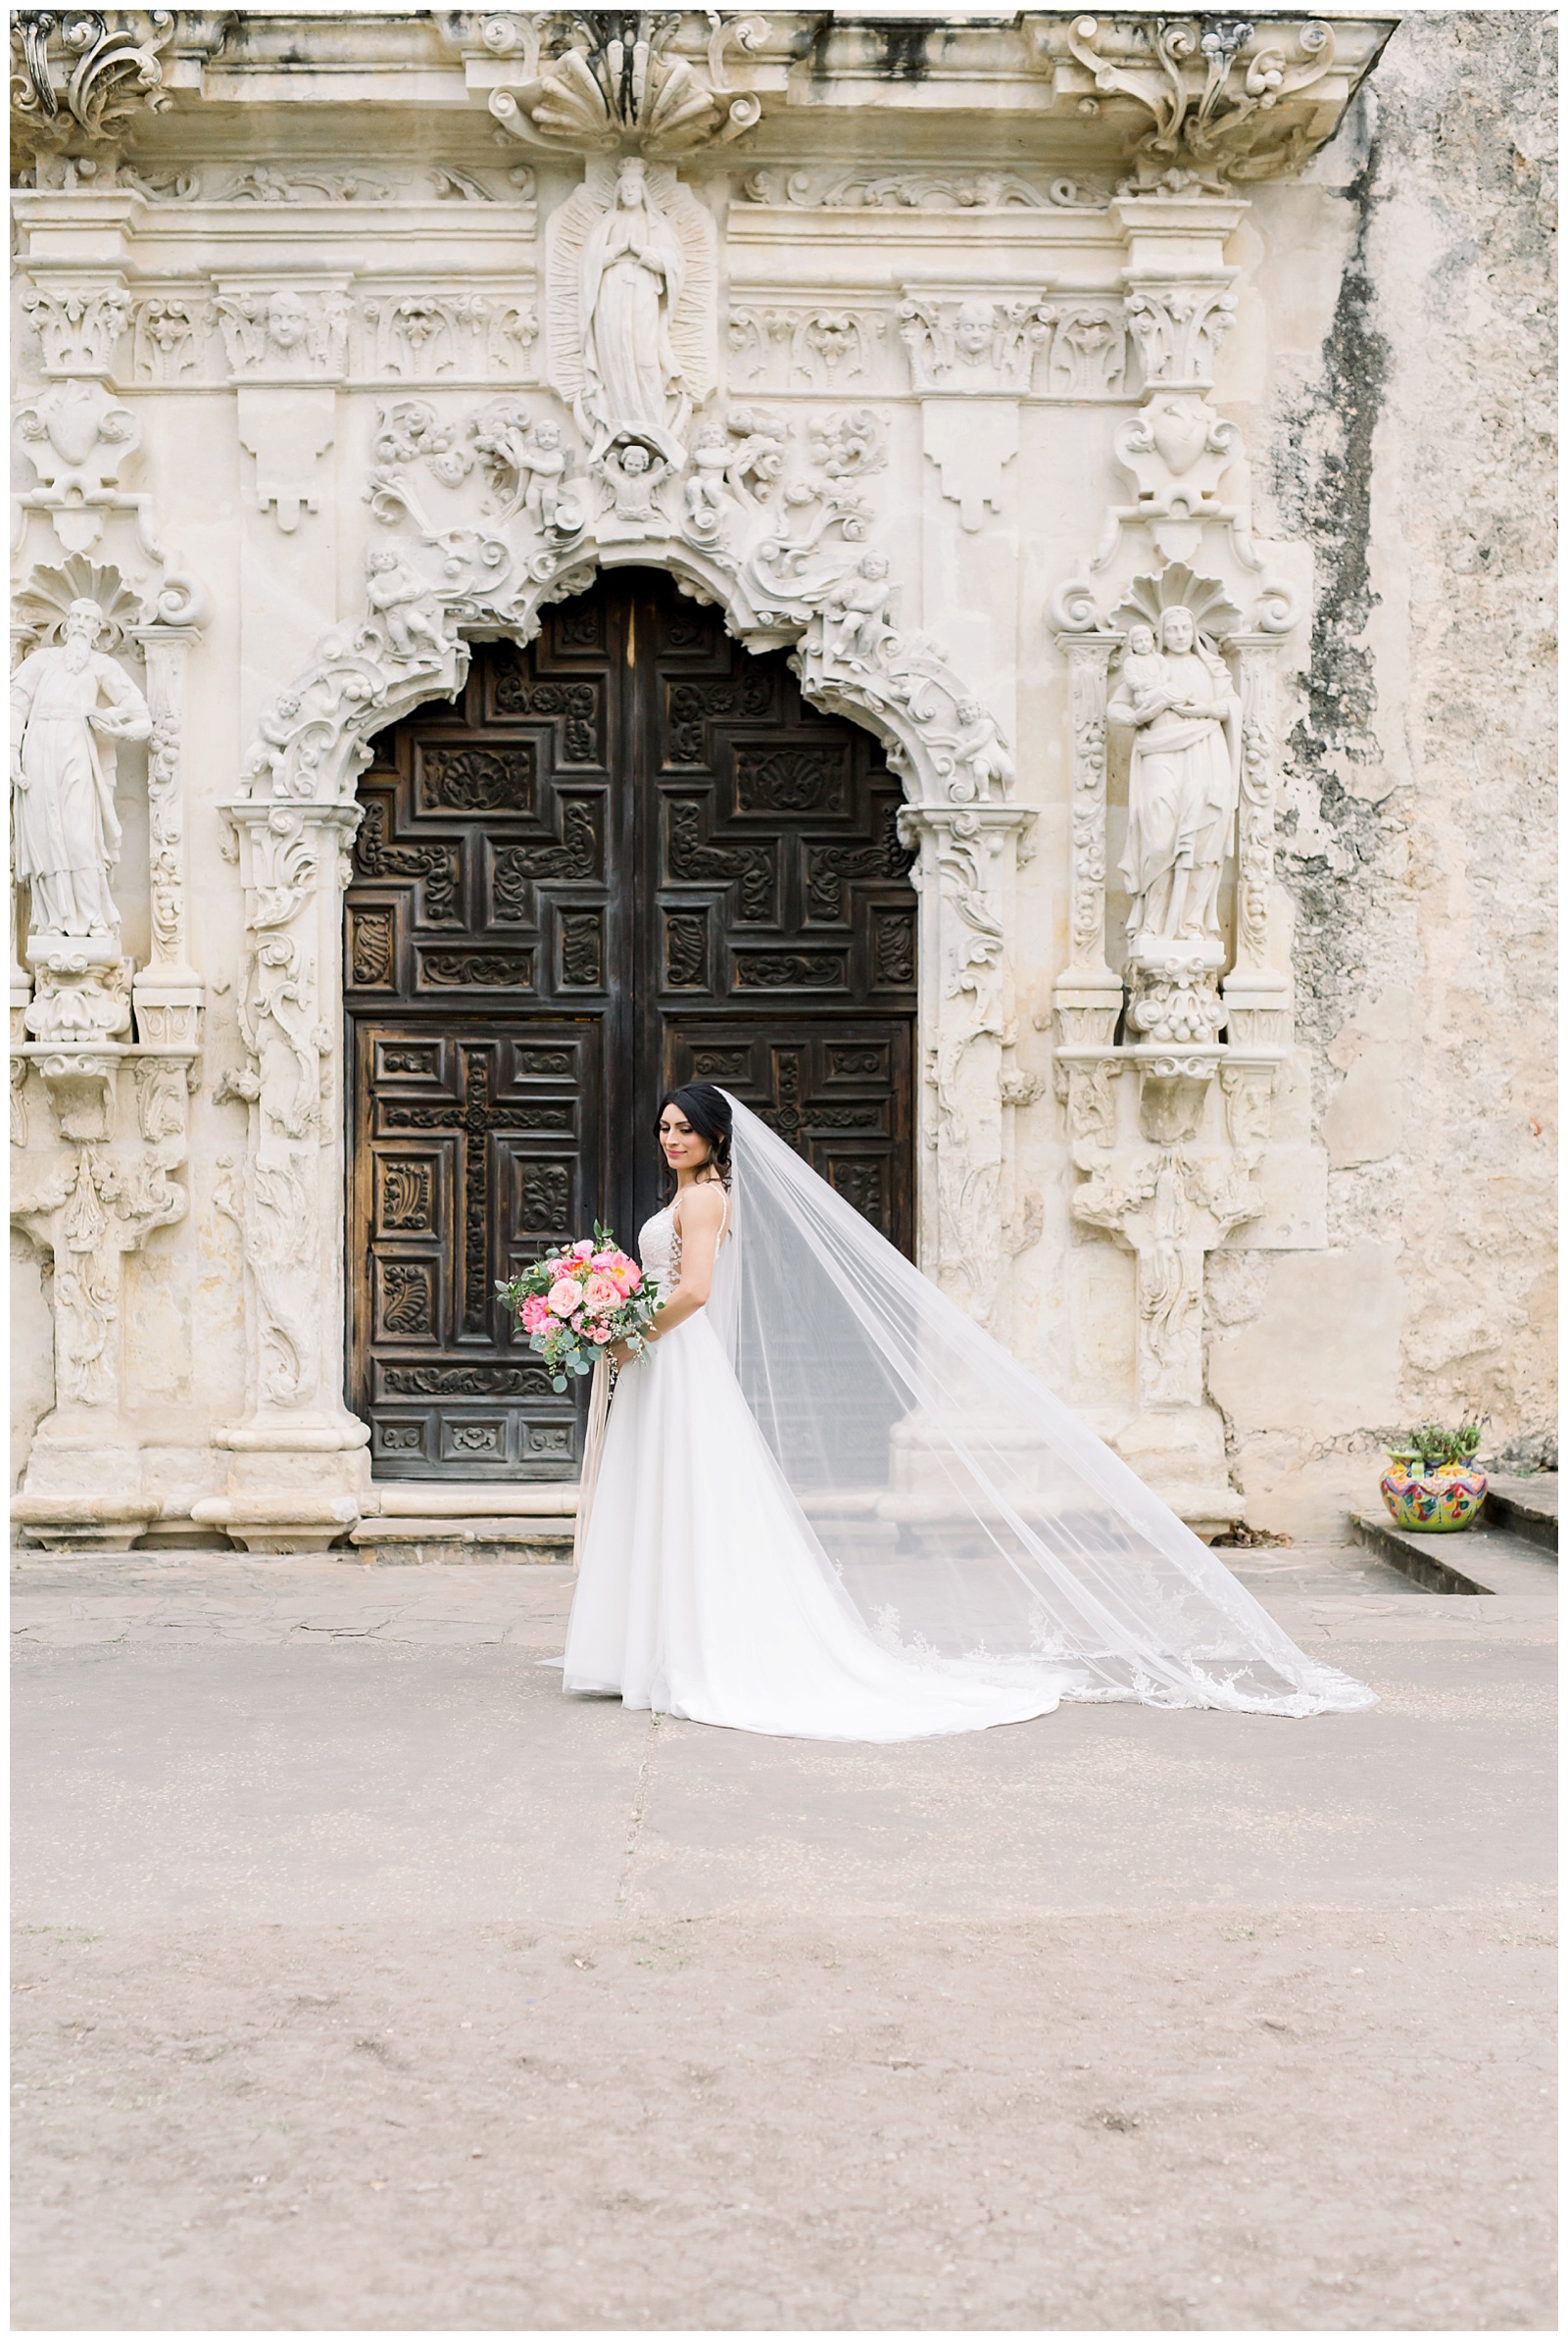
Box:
673;1180;729;1245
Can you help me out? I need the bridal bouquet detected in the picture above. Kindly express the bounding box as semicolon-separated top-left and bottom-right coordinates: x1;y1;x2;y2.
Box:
497;1226;661;1393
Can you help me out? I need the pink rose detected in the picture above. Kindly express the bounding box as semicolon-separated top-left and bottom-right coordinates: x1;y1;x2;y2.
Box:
582;1272;620;1315
571;1240;595;1259
590;1324;613;1343
548;1278;580;1318
519;1295;549;1335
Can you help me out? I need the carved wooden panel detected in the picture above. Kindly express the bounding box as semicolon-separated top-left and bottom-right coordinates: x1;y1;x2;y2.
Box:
347;573;915;1478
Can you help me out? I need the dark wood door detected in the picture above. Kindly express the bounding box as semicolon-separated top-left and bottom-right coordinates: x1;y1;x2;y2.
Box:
346;567;915;1479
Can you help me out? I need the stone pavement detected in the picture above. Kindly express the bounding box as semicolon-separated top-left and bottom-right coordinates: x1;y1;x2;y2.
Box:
12;1546;1556;2331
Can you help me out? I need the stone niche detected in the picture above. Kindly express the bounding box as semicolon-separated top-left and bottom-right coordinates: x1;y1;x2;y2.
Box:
8;9;1397;1548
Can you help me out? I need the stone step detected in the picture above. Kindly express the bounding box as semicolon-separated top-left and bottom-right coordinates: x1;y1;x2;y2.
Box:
1350;1512;1558;1599
1485;1473;1558;1552
347;1518;575;1566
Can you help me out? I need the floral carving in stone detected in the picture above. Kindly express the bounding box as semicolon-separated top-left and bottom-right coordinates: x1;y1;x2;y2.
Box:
22;285;130;377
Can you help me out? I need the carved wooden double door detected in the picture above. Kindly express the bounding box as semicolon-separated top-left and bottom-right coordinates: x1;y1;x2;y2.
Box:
346;568;916;1479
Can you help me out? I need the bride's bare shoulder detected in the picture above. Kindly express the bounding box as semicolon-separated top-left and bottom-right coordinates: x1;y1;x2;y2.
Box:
674;1180;727;1228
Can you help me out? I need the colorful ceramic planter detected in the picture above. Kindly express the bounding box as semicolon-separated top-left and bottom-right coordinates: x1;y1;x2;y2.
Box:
1380;1466;1488;1534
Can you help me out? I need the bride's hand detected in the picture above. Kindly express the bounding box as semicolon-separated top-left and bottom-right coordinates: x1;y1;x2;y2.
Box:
607;1337;635;1368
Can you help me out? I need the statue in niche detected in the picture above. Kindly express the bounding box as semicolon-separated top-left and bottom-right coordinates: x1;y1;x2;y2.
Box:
579;157;687;438
1108;608;1241;948
10;598;151;943
366;549;447;662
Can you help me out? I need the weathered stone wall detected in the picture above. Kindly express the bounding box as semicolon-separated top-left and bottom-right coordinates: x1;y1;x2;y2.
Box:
1215;10;1557;1532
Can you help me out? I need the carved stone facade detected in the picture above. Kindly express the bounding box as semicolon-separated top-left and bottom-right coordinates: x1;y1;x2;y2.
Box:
11;10;1553;1547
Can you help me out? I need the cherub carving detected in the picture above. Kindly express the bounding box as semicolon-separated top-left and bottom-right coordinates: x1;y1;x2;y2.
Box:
473;408;574;528
366;549;446;661
683;420;730;537
591;433;678;537
945;698;1015;803
822;552;896;669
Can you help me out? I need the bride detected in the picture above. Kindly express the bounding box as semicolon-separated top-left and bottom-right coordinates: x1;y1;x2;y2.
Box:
562;1084;1373;1740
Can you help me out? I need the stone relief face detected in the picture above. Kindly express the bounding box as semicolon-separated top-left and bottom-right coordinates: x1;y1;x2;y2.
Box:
267;294;308;349
1160;608;1195;654
954;302;994;356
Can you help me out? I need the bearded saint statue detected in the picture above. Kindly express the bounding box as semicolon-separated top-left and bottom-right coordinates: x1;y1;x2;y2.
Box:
11;598;151;943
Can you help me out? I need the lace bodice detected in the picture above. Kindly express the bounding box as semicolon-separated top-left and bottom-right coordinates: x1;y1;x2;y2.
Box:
638;1204;681;1293
638;1186;728;1299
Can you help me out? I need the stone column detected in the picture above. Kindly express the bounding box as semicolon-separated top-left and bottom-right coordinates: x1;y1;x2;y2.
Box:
1221;632;1292;1051
194;801;369;1551
1051;626;1125;1051
900;802;1035;1323
129;622;205;1049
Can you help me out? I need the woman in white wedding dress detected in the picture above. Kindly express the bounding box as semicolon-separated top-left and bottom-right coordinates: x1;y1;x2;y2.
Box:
562;1085;1374;1741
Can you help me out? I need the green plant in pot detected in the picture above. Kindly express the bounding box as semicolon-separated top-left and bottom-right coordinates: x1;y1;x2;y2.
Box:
1381;1418;1488;1533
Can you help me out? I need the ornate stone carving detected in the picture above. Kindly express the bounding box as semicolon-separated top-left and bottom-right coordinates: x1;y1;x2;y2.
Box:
591;427;681;541
1072;1140;1260;1407
1061;15;1344;189
365;294;490;380
16;377;140;553
745;167;1106;211
11;598;150;947
11;1142;185;1406
1107;604;1240;953
728;307;887;392
217;287;350;381
547;156;715;445
131;295;210;382
486;11;765;157
222;163;390;204
897;293;1054;396
219;800;367;1447
1043;305;1129;397
8;9;222;160
21;284;129;376
132;618;207;1045
1114;393;1240;516
1125;285;1237;391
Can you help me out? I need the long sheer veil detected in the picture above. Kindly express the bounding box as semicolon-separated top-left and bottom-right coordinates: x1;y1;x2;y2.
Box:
708;1092;1374;1718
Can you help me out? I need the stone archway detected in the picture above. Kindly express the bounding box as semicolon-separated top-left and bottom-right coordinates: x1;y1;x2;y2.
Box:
201;528;1033;1543
344;568;919;1483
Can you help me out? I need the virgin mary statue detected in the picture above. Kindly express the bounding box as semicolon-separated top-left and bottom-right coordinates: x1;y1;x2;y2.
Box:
579;157;687;439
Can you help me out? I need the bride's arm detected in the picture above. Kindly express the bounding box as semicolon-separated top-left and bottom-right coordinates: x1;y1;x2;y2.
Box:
611;1183;727;1363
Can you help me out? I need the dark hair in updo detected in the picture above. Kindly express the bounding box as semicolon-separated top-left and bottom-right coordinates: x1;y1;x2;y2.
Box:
655;1083;732;1192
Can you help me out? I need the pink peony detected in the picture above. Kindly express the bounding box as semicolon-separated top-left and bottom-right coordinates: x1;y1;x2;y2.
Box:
582;1272;620;1316
547;1277;581;1318
571;1240;595;1259
519;1294;549;1335
590;1248;618;1270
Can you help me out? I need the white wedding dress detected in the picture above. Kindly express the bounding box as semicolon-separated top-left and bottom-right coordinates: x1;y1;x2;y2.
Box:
562;1093;1374;1742
563;1197;1061;1739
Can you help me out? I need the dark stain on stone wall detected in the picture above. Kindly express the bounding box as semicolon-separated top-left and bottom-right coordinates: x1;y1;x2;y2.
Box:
1269;106;1393;1062
866;20;932;80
